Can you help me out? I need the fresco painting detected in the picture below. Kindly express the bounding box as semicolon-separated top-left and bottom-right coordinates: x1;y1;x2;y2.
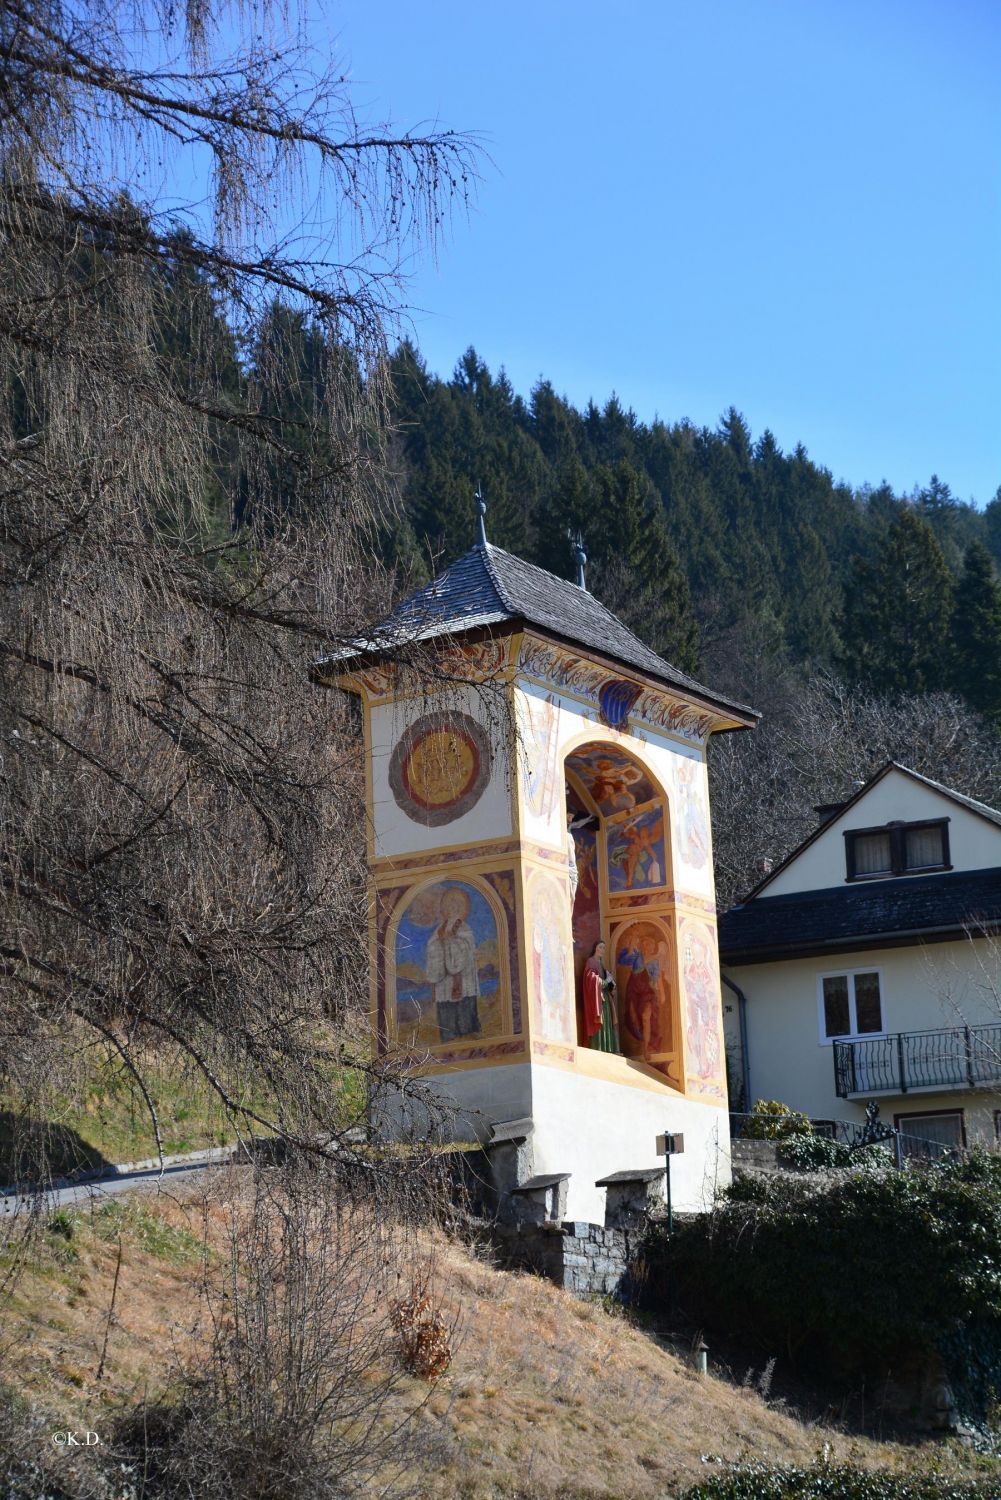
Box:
388;712;491;826
614;921;675;1064
565;743;656;815
674;758;710;871
606;805;667;893
394;880;503;1049
681;917;725;1093
521;692;561;820
527;869;575;1044
569;795;600;988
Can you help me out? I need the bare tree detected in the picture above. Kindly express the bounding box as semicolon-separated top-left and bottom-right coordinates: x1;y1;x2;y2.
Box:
113;1161;458;1500
710;668;1001;910
0;0;481;1190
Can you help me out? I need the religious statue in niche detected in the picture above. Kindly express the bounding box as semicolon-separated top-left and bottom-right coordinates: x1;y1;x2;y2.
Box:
681;918;723;1086
583;939;619;1052
388;712;491;827
607;806;667;893
394;881;502;1046
527;869;575;1045
614;922;674;1061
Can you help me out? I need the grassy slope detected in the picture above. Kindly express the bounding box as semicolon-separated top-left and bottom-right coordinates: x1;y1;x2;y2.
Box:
1;1029;368;1181
2;1180;995;1499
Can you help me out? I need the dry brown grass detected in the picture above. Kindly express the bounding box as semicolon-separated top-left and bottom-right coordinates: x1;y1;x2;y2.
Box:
0;1178;986;1499
402;1242;982;1500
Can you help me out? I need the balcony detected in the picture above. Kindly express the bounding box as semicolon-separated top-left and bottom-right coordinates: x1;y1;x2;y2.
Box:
833;1023;1001;1099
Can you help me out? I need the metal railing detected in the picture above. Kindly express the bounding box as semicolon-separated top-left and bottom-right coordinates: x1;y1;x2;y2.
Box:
833;1023;1001;1098
729;1108;962;1168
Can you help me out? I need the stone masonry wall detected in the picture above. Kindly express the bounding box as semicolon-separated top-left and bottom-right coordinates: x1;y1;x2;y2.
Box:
491;1218;644;1299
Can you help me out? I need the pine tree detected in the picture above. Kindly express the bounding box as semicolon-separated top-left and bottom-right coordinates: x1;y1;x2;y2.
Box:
951;542;1001;723
985;488;1001;571
842;507;954;693
588;461;700;672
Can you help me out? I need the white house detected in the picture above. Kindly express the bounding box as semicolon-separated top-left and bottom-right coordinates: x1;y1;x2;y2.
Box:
719;763;1001;1156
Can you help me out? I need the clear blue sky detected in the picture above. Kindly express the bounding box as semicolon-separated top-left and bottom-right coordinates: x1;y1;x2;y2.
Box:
331;0;1000;506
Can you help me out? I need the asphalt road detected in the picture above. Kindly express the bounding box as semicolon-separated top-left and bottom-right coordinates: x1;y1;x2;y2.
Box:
0;1158;227;1216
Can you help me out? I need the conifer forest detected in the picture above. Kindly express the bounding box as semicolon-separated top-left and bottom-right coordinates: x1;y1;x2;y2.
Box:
4;0;1001;1493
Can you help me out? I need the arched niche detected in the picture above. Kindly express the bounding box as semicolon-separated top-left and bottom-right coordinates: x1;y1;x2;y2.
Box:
387;875;510;1051
564;739;677;1065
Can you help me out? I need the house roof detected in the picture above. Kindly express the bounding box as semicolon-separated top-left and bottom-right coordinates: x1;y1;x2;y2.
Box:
742;761;1001;902
316;542;758;724
718;866;1001;965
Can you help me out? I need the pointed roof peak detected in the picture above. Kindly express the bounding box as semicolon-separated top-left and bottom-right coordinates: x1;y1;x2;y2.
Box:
332;539;755;724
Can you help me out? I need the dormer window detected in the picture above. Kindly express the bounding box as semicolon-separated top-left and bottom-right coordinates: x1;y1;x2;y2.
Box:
845;819;951;882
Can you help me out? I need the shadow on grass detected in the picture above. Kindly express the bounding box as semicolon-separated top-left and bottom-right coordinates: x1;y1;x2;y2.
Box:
0;1110;112;1189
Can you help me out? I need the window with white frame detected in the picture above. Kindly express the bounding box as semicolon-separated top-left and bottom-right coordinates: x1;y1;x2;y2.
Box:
895;1110;965;1160
844;819;950;881
818;969;883;1043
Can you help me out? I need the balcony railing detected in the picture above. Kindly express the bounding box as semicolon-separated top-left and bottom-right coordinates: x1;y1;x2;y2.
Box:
833;1023;1001;1098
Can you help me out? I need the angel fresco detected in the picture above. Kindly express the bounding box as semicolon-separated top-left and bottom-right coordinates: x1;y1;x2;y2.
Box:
566;745;655;815
607;808;667;892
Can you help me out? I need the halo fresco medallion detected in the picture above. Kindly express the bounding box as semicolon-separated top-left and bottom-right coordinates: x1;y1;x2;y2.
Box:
389;712;492;826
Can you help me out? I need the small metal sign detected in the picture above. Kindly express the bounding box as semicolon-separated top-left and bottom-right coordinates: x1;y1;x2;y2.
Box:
656;1132;685;1156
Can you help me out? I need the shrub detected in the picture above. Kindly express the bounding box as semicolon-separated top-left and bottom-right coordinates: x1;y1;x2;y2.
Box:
778;1135;890;1171
644;1150;1001;1425
741;1098;813;1140
390;1288;453;1379
681;1459;991;1498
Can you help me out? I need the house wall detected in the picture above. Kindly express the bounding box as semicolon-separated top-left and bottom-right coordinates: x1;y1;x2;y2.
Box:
761;770;1001;898
723;937;1001;1136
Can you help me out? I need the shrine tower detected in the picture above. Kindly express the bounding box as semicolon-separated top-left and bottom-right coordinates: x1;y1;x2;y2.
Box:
314;517;757;1220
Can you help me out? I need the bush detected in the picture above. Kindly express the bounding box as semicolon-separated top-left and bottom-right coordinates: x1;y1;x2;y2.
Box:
778;1135;890;1171
644;1150;1001;1425
681;1459;991;1498
741;1098;813;1140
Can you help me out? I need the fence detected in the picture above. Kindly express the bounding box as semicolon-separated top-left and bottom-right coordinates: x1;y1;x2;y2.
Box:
833;1022;1001;1098
728;1109;961;1168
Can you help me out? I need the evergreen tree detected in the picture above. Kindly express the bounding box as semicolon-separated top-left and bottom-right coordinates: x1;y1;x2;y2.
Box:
951;542;1001;724
985;488;1001;571
842;507;954;693
588;461;700;671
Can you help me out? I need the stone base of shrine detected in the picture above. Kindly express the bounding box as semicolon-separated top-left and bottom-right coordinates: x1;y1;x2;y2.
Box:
490;1218;640;1299
373;1055;732;1224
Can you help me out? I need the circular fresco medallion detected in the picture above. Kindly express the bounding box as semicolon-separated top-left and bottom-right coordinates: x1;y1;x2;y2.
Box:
388;712;492;826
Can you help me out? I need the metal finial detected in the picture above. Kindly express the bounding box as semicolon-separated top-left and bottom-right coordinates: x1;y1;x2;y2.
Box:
475;485;488;547
569;529;587;590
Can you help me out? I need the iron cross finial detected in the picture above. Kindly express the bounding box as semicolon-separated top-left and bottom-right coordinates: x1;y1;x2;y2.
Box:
569;529;587;590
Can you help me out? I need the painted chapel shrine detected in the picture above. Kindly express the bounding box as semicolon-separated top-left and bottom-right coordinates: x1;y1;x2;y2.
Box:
315;527;757;1221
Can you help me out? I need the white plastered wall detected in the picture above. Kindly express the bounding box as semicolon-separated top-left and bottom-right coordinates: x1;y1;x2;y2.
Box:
374;1058;731;1219
373;1062;534;1145
369;684;513;859
762;769;1001;897
724;936;1001;1130
529;1065;730;1220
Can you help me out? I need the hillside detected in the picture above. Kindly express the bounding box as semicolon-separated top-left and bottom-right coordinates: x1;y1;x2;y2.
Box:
2;1175;993;1499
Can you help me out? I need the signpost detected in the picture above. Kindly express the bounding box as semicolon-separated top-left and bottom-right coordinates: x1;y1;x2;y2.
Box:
655;1131;685;1233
